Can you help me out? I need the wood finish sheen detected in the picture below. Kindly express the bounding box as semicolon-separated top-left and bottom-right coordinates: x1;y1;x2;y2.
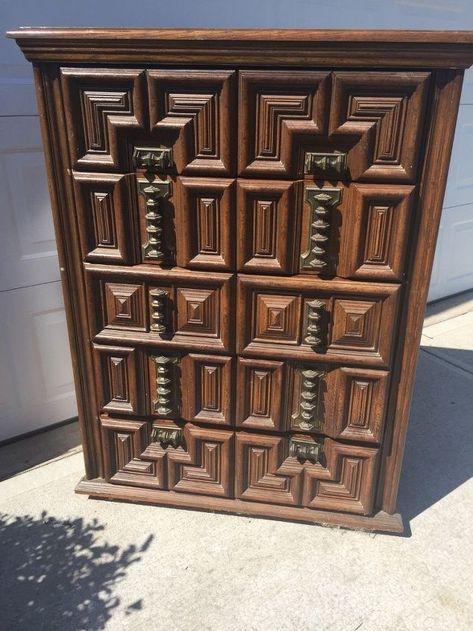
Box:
11;28;471;533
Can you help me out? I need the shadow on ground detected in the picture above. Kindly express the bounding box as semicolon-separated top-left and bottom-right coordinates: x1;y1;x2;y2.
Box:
398;347;473;523
0;421;82;481
0;511;153;631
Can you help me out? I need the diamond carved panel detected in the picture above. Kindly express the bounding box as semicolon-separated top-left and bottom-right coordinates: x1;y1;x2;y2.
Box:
103;282;146;331
176;287;219;337
330;299;381;352
253;293;301;344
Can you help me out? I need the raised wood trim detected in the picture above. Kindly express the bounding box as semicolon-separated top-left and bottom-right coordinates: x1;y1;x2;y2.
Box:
76;477;403;533
8;28;473;68
377;70;465;514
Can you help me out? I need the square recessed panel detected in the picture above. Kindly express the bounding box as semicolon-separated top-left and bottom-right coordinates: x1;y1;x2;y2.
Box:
330;299;381;352
253;293;301;344
176;287;220;338
103;282;146;331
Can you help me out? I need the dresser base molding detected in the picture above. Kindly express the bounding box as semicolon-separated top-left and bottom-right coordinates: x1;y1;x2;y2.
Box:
75;478;404;534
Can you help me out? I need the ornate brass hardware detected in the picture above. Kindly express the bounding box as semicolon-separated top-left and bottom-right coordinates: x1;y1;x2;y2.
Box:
138;180;170;261
304;299;325;347
150;426;184;449
152;355;178;416
291;367;324;431
149;288;168;334
289;437;322;464
300;187;341;272
133;146;173;172
304;151;347;176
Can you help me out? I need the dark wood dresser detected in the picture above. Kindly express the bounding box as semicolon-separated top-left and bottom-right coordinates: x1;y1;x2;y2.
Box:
9;28;473;533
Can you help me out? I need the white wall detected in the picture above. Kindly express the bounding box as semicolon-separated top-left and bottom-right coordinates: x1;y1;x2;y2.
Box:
1;0;473;440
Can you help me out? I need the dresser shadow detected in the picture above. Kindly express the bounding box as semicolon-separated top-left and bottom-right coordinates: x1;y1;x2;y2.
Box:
397;346;473;527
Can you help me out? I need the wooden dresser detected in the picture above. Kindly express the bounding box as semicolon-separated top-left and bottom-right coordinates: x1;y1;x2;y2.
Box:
9;28;473;533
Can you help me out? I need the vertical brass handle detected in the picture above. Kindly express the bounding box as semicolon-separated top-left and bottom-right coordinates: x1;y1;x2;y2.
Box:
291;367;324;431
149;288;168;334
138;181;170;261
301;187;341;273
304;299;325;348
152;355;178;417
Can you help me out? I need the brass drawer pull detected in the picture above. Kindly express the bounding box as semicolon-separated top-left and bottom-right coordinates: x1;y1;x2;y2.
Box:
301;186;342;272
289;437;322;464
304;151;347;176
133;146;173;172
138;180;170;261
291;367;325;431
304;299;325;348
152;355;178;417
151;426;184;449
149;288;168;334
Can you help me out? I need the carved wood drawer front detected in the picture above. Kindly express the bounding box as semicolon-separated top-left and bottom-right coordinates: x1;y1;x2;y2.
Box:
85;265;234;353
236;358;389;442
61;67;236;176
238;274;400;367
237;179;415;281
235;432;379;515
101;416;234;497
238;70;430;181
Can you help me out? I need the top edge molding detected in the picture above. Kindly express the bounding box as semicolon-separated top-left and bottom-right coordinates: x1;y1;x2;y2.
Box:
7;28;473;68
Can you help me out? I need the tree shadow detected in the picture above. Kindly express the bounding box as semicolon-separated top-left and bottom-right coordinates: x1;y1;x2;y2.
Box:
397;347;473;523
0;511;153;630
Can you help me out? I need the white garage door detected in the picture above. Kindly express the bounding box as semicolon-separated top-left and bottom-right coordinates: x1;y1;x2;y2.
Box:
2;0;473;440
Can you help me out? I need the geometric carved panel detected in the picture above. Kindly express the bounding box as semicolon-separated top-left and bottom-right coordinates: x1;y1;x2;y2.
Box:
176;177;235;270
94;344;145;415
337;183;414;281
182;354;233;426
176;287;219;337
235;432;303;506
238;275;399;367
329;72;430;182
236;432;379;515
330;367;390;443
253;293;301;344
74;172;139;264
61;67;146;171
236;358;286;431
101;416;165;489
302;439;379;515
167;424;233;497
147;70;236;176
237;179;301;274
238;70;329;178
330;299;381;352
103;281;146;331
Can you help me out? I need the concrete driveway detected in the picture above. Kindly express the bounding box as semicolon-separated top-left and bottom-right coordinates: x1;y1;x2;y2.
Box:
1;292;472;631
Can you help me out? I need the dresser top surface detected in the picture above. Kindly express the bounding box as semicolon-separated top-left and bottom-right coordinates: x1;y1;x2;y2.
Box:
8;27;473;68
